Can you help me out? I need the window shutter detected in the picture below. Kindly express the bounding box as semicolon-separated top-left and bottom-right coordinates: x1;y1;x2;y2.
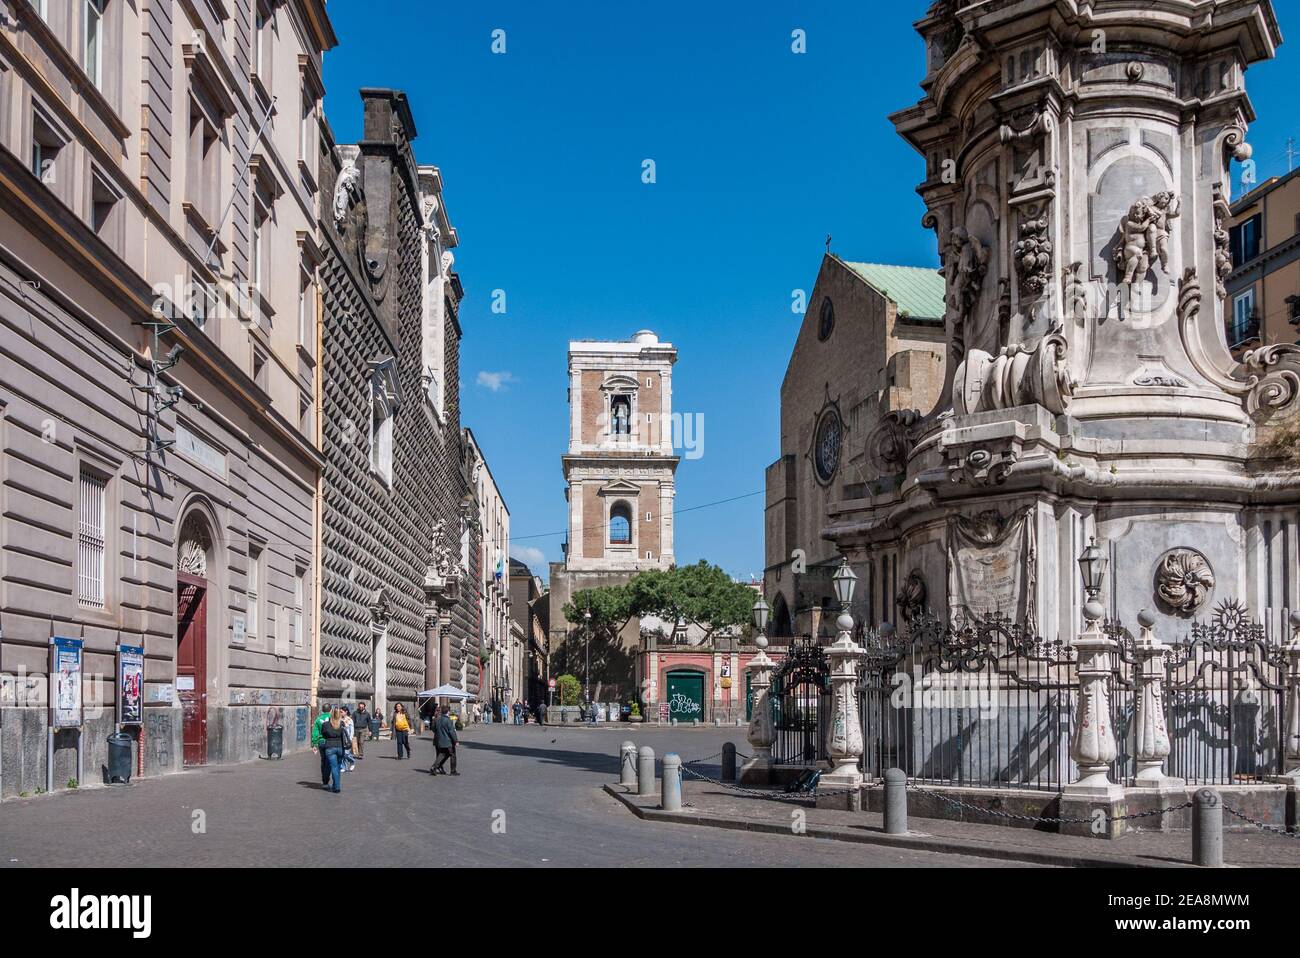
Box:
275;606;291;657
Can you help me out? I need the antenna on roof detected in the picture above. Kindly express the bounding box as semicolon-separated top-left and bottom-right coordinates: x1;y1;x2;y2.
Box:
825;234;832;254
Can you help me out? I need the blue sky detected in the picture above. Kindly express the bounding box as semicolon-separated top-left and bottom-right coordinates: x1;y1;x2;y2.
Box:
323;2;1300;585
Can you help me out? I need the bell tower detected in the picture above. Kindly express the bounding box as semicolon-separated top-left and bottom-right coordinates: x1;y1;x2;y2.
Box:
562;330;678;572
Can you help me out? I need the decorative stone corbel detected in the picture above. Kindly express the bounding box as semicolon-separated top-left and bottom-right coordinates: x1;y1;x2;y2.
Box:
866;409;923;477
947;444;1020;486
1177;268;1300;420
952;321;1074;416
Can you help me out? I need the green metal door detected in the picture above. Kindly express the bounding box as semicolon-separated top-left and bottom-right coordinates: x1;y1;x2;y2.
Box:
666;671;704;723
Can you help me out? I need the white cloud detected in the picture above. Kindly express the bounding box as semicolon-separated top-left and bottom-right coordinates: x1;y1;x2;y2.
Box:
510;545;548;572
476;370;515;392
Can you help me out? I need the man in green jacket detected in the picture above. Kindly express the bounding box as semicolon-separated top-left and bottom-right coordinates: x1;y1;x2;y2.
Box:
312;704;332;786
431;705;459;776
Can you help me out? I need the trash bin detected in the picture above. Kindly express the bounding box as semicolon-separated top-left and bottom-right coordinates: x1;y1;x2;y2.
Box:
266;724;284;759
106;731;133;784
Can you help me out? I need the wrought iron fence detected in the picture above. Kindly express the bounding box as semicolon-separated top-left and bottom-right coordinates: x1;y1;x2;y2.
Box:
770;637;831;766
1112;600;1290;786
860;612;1076;791
857;600;1291;791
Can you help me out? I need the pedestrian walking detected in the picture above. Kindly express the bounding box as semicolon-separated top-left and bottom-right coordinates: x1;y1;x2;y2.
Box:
319;707;347;793
311;703;332;786
369;708;381;741
512;700;522;725
431;705;459;776
340;707;357;772
522;699;531;725
392;703;412;760
353;702;368;758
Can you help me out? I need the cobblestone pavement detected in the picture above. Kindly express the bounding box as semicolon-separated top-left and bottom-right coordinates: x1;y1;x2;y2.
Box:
0;724;1043;867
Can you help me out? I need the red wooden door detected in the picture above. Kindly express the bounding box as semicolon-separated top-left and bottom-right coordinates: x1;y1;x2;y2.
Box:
177;574;208;766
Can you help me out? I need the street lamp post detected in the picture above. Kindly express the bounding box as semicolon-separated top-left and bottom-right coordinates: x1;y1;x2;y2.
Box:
583;607;592;717
741;595;775;784
823;557;866;804
1066;536;1125;803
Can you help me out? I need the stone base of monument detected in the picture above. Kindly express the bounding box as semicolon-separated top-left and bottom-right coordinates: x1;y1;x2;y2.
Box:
815;771;862;811
737;757;771;787
1058;790;1130;840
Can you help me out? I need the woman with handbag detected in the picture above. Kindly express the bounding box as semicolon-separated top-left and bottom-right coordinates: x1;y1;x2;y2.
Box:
392;703;412;760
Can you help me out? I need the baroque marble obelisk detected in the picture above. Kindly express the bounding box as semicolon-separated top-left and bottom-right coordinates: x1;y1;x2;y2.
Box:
828;0;1298;638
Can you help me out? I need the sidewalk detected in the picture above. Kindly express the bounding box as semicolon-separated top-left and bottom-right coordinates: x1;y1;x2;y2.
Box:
603;778;1300;868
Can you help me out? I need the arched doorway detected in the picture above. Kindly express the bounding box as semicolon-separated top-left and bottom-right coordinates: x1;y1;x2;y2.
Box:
772;592;795;638
176;510;215;766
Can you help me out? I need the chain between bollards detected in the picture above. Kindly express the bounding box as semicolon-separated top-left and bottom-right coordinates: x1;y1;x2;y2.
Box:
619;740;637;788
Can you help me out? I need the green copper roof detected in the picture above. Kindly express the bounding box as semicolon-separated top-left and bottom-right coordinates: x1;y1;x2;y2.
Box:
841;261;946;323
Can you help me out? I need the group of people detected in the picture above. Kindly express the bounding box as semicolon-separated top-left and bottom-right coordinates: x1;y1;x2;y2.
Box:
478;699;542;725
310;700;461;793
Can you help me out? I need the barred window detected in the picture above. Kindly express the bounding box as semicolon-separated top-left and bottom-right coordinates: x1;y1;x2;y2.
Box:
78;470;106;607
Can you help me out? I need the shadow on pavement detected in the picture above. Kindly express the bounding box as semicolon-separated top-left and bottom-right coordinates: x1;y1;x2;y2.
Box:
457;738;620;776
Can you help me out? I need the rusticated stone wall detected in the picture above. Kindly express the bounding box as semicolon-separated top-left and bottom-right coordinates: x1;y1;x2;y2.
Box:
317;90;477;714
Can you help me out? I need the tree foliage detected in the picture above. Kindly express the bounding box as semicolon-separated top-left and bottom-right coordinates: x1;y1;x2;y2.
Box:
556;673;581;706
564;561;754;644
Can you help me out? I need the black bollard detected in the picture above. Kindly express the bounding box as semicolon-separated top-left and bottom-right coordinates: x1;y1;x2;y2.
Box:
721;742;737;782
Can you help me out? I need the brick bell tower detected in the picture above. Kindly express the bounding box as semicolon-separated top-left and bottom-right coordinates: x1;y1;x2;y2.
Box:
562;330;678;571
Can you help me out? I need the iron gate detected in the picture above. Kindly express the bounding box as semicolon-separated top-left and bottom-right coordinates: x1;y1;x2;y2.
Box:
770;637;830;765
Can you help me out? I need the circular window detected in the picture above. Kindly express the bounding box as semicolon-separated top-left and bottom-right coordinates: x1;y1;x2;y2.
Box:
813;408;843;484
818;297;835;341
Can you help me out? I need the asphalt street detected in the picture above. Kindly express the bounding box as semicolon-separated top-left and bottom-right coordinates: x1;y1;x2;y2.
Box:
0;724;1044;867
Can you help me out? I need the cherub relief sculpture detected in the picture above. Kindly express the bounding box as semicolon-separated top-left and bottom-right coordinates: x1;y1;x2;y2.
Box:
1115;191;1180;285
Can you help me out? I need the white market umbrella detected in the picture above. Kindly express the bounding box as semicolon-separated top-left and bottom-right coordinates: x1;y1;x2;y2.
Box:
417;685;478;702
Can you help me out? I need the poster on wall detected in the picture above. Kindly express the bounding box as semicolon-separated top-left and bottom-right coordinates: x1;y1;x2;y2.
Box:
51;636;84;729
947;507;1037;629
118;644;145;725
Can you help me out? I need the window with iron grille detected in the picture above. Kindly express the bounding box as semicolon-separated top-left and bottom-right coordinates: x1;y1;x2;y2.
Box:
78;470;106;607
